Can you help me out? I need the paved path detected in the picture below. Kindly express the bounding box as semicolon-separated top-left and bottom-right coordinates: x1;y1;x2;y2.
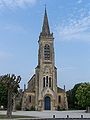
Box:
0;110;90;119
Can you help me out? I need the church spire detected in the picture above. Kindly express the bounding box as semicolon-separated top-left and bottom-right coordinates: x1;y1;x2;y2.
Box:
41;6;50;36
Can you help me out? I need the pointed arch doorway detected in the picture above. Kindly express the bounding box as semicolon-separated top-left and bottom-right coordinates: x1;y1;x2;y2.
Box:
44;96;51;110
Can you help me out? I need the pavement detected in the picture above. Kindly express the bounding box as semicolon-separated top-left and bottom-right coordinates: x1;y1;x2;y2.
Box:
0;110;90;119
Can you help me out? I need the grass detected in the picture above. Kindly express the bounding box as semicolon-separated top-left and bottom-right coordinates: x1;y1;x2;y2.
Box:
0;114;33;119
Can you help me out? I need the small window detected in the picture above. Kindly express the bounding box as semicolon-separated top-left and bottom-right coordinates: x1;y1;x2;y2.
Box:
44;44;50;60
49;77;51;87
43;77;45;87
58;96;61;103
46;76;48;87
29;96;31;103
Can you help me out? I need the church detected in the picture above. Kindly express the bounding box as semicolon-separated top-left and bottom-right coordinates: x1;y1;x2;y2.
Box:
22;8;68;111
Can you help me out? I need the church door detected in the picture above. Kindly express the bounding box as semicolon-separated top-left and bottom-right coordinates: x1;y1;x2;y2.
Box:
44;96;51;110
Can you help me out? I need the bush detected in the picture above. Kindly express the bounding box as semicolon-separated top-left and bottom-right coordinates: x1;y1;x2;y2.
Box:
30;106;35;111
57;105;61;111
16;104;21;110
25;106;35;111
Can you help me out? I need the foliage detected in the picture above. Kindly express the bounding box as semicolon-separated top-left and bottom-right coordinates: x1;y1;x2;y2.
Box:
0;74;21;109
66;83;82;109
0;82;8;109
67;82;90;110
0;74;21;118
16;104;21;110
30;106;35;111
25;106;35;111
57;105;61;111
75;83;90;109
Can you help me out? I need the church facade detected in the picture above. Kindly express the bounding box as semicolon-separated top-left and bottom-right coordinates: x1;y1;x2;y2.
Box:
22;8;68;111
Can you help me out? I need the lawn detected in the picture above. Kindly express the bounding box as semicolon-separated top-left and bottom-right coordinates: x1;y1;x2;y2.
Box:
0;114;33;119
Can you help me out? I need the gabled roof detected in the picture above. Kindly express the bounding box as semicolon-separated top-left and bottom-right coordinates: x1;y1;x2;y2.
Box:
57;86;65;93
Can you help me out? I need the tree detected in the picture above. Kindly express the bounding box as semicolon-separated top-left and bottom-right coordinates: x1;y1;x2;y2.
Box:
75;83;90;109
0;82;8;109
0;74;21;118
66;83;82;109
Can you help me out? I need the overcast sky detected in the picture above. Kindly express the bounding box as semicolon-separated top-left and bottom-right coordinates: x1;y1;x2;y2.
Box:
0;0;90;90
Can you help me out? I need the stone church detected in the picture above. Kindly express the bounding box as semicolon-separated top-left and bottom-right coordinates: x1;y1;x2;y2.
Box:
22;8;68;111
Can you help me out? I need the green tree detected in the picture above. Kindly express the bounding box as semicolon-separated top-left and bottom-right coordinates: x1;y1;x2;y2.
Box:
66;83;82;109
75;83;90;109
0;74;21;118
0;82;8;108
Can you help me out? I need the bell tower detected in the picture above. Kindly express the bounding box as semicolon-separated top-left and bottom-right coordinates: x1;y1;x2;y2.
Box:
35;7;57;110
38;7;55;66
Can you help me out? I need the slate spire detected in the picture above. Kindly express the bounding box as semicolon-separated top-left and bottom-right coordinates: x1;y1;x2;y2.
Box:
41;6;50;36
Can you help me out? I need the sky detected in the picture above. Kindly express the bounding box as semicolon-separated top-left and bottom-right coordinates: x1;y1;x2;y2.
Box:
0;0;90;90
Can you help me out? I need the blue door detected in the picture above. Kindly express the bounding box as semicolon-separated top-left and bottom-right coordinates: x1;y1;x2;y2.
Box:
44;96;51;110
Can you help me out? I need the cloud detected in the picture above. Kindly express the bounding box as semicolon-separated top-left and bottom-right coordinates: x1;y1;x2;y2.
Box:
56;10;90;42
0;51;12;60
77;0;82;4
60;66;76;71
4;24;26;32
0;23;27;35
0;0;37;8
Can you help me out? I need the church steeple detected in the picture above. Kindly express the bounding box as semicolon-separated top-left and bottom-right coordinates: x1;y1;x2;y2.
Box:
41;7;50;36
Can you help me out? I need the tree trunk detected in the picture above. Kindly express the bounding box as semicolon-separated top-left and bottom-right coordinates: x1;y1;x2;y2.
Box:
86;107;90;113
7;89;12;118
13;95;16;112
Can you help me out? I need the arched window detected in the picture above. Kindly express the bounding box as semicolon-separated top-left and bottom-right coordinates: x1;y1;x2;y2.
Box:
29;96;31;103
49;77;51;87
46;76;48;87
43;77;45;87
58;95;61;103
44;44;50;60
